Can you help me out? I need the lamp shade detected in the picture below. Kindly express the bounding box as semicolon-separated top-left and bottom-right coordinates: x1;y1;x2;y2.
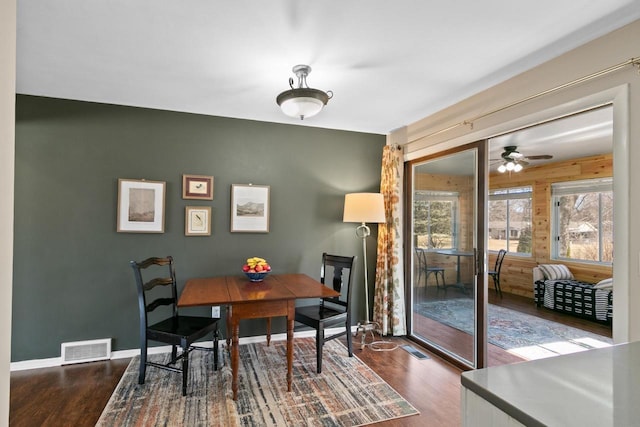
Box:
343;193;385;224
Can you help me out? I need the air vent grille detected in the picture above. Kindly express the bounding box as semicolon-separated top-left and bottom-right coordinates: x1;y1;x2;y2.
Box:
61;338;111;365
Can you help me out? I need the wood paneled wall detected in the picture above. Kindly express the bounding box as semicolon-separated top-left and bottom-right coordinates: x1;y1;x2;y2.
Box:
489;153;613;297
413;154;613;298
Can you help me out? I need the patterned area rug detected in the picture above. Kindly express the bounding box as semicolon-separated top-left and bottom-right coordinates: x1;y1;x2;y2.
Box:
97;338;419;426
415;298;613;359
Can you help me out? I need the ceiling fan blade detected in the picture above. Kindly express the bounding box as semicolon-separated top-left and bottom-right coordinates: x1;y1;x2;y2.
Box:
525;155;553;160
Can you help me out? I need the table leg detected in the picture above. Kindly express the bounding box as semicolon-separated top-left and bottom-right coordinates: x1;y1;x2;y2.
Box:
231;315;240;401
226;305;232;349
266;317;272;346
286;308;293;392
444;254;468;293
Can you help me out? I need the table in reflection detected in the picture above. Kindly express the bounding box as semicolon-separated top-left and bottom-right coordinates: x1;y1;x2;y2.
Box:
436;249;474;293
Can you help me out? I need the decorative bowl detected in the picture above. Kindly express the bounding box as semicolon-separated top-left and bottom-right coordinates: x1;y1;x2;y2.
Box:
245;271;269;282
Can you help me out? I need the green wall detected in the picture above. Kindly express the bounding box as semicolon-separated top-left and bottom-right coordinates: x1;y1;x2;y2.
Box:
12;95;385;361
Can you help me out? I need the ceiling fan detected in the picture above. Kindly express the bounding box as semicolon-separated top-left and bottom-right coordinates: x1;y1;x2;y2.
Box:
492;146;553;173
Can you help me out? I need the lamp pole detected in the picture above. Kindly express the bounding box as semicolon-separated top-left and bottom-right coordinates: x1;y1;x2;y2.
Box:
356;222;371;324
342;192;386;350
354;222;377;350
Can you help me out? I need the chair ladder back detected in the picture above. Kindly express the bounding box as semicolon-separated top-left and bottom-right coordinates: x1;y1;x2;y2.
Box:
320;253;356;310
131;256;178;328
415;247;426;267
130;255;220;396
495;249;507;273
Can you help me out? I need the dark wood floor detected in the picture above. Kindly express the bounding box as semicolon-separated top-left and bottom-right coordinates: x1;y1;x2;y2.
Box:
10;292;611;426
10;357;131;427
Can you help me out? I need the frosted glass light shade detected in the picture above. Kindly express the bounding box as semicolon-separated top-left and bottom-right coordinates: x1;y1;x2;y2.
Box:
343;193;385;224
277;87;330;120
276;65;332;120
279;95;324;119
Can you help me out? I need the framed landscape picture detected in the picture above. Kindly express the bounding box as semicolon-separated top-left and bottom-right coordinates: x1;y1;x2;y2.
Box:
117;179;166;233
230;184;270;233
182;174;214;200
185;206;211;236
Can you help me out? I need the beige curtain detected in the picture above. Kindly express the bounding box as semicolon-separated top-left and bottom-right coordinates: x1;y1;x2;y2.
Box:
373;145;406;335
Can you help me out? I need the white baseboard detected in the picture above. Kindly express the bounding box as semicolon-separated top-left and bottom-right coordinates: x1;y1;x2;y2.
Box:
11;356;63;371
10;327;355;372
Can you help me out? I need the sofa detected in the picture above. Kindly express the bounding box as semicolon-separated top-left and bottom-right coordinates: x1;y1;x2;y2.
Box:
533;264;612;324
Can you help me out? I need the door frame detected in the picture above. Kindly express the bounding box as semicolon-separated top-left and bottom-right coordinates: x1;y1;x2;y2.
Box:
404;140;488;370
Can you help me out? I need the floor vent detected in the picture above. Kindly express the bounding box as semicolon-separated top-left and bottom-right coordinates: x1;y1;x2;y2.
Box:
61;338;111;365
401;345;431;360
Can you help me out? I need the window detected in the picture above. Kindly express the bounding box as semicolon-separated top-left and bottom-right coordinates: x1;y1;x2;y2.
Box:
488;186;532;255
552;178;613;264
413;191;457;249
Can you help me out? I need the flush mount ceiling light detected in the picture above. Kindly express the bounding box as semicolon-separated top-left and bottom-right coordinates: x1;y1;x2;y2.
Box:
276;65;333;120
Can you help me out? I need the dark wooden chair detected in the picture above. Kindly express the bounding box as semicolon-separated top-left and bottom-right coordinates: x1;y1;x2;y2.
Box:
131;256;220;396
294;253;356;373
415;247;446;290
488;249;507;297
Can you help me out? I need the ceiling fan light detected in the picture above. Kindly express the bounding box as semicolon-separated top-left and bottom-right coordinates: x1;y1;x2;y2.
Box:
513;163;523;172
505;161;515;171
497;164;507;173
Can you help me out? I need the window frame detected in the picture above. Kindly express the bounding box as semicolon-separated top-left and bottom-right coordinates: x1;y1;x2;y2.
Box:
413;190;459;250
488;186;533;256
551;177;613;265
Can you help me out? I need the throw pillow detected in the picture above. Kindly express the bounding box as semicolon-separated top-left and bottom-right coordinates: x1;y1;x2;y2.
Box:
538;264;574;280
532;267;545;282
594;278;613;289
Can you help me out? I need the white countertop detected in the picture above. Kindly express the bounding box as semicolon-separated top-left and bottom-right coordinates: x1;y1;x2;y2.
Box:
461;341;640;426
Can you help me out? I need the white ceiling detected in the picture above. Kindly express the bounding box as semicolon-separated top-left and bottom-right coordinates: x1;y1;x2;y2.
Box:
16;1;640;138
488;105;613;171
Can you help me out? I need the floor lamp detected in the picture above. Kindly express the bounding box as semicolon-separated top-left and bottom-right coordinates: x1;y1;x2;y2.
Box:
343;193;385;348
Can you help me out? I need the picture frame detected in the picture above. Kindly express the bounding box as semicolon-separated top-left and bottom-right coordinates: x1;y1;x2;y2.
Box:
117;179;166;233
230;184;270;233
182;174;214;200
185;206;212;236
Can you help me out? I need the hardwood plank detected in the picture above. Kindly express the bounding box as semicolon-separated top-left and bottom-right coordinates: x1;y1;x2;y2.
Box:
350;336;462;427
9;358;130;427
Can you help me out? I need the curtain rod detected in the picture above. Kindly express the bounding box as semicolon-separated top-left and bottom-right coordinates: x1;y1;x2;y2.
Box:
411;56;640;142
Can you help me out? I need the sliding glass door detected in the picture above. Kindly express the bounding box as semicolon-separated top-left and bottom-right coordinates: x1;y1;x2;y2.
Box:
407;142;487;368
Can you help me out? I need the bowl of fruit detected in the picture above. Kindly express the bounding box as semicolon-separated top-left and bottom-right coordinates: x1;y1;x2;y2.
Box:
242;257;272;282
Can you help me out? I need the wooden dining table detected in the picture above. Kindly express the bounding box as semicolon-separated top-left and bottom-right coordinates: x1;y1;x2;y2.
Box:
177;273;340;400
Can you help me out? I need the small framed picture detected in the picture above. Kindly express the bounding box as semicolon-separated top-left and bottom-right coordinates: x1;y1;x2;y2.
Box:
117;179;166;233
185;206;211;236
230;184;270;233
182;174;214;200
